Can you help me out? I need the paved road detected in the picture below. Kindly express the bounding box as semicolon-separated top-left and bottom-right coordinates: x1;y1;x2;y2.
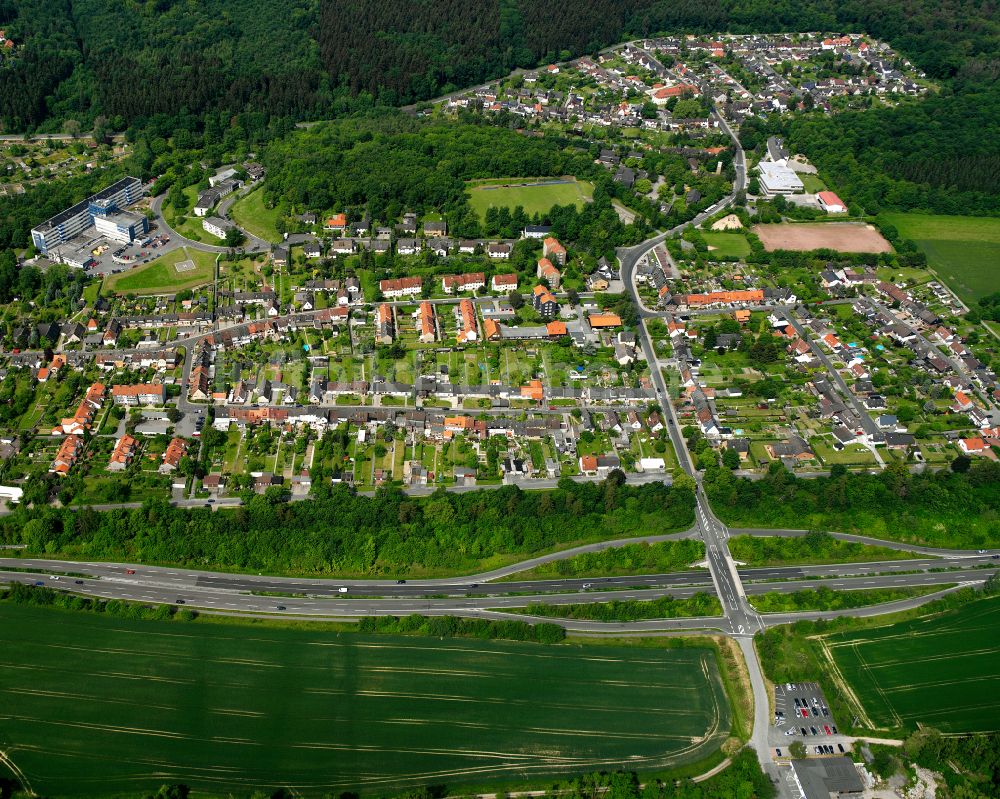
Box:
4;564;985;626
786;310;880;439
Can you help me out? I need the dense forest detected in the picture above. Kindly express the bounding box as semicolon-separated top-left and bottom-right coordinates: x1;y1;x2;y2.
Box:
0;478;696;575
705;460;1000;549
2;0;999;132
736;84;1000;216
261;114;595;223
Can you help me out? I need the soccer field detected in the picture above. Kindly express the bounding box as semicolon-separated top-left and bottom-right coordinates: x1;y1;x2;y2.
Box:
881;213;1000;305
104;247;216;295
467;178;593;220
823;596;1000;733
0;605;731;797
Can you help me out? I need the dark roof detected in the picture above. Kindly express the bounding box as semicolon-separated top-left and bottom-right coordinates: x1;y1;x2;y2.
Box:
791;758;864;799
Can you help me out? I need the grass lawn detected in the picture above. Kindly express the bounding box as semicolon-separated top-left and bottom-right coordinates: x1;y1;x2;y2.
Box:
104;247;216;295
728;534;913;567
822;595;1000;733
467;177;593;221
880;213;1000;304
799;173;827;193
0;603;733;797
229;187;282;243
702;232;751;259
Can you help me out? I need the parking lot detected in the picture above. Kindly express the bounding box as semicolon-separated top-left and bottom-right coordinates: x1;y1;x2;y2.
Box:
85;225;183;275
772;681;851;758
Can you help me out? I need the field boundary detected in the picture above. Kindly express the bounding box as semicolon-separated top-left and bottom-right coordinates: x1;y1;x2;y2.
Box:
814;635;875;729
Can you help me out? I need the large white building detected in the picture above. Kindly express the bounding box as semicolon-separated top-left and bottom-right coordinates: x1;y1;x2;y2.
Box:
756;159;804;196
93;209;149;244
31;177;145;255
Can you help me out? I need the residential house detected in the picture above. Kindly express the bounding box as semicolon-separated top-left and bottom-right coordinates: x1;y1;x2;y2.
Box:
110;383;166;406
491;273;518;292
542;236;566;266
107;434;140;472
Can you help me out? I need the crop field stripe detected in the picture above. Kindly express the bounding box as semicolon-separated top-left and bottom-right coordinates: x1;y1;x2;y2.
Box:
0;605;730;796
824;596;1000;733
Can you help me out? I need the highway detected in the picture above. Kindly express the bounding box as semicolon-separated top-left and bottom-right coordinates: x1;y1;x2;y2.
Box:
3;554;992;621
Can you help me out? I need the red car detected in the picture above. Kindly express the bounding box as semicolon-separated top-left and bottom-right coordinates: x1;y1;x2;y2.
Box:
824;725;831;735
125;569;136;574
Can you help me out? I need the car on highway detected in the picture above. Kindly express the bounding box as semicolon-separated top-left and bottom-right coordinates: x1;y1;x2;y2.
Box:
75;580;84;584
34;581;44;586
276;605;286;610
582;583;593;590
338;587;348;593
126;569;135;574
175;599;186;604
49;575;60;580
395;580;406;584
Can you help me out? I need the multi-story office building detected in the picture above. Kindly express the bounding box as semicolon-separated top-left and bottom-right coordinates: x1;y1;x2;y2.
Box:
31;177;145;255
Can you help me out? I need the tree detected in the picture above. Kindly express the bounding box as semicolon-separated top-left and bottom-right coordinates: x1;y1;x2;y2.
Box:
166;407;183;424
508;291;524;310
789;741;807;759
722;447;740;470
224;227;245;247
951;455;972;473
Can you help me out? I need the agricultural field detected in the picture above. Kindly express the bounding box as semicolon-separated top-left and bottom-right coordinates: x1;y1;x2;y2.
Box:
0;604;732;797
752;222;892;253
822;596;1000;733
881;212;1000;304
104;247;216;295
229;187;283;243
467;178;593;220
701;232;751;259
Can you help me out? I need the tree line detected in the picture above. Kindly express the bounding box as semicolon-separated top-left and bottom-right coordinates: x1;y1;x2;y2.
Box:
0;478;696;576
705;460;1000;549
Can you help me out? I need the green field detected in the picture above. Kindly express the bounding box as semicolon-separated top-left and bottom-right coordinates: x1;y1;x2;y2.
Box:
823;596;1000;733
467;178;593;220
881;213;1000;304
702;232;751;259
799;173;827;193
0;604;731;796
230;187;283;243
104;247;216;295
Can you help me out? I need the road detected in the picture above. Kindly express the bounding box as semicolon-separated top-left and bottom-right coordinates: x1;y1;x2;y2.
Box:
3;550;992;619
785;310;881;439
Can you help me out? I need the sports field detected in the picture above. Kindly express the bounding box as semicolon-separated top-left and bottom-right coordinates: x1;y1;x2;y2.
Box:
104;247;216;295
753;222;892;253
822;596;1000;733
0;604;731;796
702;232;751;258
881;213;1000;305
467;178;593;220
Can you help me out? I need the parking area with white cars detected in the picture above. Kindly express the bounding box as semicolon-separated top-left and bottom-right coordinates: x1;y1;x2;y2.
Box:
772;681;851;758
